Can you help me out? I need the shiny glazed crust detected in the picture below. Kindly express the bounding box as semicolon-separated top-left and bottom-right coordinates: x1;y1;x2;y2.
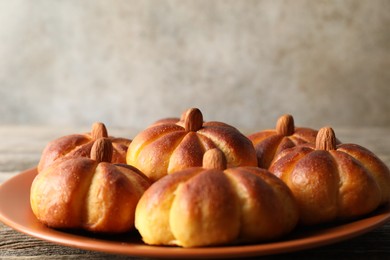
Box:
248;127;317;169
30;157;150;233
127;121;258;182
37;133;131;172
269;143;390;225
135;166;299;247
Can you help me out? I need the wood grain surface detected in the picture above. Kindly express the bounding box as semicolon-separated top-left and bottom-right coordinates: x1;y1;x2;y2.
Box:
1;126;390;259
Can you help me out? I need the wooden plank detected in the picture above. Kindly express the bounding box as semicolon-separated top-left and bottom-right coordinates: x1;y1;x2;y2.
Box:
2;221;390;259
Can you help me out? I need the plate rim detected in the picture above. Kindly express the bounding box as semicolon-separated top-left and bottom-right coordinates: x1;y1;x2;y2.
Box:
1;168;390;259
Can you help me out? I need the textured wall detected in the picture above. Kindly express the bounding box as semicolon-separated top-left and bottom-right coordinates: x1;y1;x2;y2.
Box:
0;0;389;133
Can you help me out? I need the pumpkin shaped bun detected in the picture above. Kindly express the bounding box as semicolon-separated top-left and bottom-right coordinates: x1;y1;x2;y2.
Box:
248;114;319;169
38;122;131;172
269;127;390;226
31;138;151;233
135;148;299;247
126;108;258;182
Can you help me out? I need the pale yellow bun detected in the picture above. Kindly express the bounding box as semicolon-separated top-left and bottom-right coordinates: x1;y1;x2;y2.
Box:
135;149;298;247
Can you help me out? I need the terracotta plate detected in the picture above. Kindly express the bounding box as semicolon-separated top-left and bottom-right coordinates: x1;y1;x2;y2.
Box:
1;168;390;259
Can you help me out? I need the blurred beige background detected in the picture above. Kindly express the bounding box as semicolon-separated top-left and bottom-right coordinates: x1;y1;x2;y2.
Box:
0;0;389;133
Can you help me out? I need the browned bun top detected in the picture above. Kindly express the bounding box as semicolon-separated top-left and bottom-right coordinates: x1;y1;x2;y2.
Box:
38;122;131;172
248;114;319;169
269;126;390;225
127;108;257;182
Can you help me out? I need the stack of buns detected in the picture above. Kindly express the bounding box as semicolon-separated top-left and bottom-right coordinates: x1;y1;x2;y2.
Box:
30;108;390;247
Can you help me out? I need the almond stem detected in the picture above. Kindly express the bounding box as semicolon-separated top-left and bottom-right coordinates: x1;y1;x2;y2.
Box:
184;108;203;132
316;127;337;151
91;122;108;140
276;114;295;136
203;148;227;170
90;138;113;163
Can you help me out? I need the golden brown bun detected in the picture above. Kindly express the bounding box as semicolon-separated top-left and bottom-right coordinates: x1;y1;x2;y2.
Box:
248;115;318;169
38;122;131;172
269;127;390;226
127;108;258;182
135;149;298;247
31;138;150;233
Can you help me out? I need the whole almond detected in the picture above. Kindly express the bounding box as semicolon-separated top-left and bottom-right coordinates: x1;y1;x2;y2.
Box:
91;122;108;140
90;138;113;163
276;114;295;136
316;127;337;151
184;108;204;132
202;148;227;170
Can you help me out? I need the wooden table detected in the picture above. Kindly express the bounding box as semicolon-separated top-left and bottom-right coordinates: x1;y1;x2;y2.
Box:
1;125;390;259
